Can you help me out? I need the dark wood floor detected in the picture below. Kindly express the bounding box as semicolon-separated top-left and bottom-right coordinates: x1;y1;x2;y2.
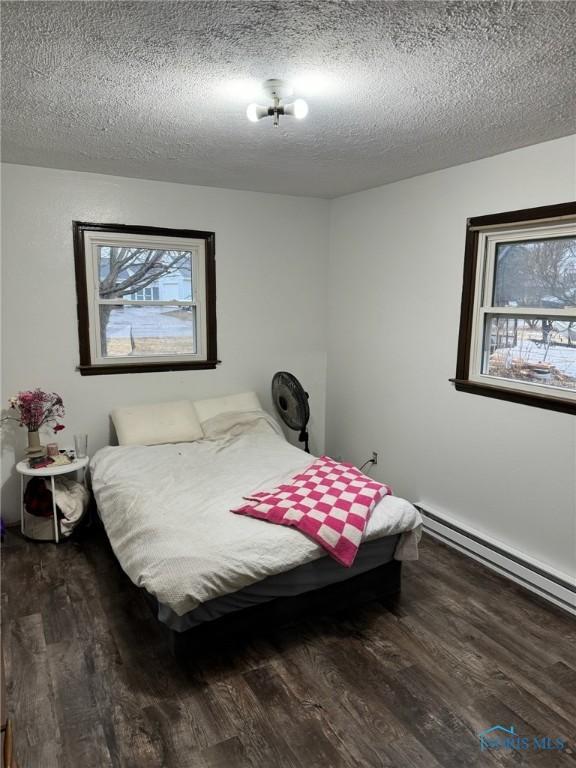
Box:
2;524;575;768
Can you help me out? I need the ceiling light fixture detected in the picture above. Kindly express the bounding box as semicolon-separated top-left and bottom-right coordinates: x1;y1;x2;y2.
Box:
246;79;309;127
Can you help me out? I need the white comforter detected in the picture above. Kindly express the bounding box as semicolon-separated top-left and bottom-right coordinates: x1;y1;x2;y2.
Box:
91;422;421;616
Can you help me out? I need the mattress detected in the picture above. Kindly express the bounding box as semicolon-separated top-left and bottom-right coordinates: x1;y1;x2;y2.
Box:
91;411;422;617
155;533;400;631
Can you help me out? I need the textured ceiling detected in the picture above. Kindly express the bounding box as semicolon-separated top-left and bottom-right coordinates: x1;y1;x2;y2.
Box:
2;1;575;198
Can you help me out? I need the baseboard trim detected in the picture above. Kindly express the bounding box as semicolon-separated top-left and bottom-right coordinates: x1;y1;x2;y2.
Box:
416;505;576;616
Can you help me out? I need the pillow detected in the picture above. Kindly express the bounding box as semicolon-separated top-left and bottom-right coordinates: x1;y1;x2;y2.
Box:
111;400;203;446
201;409;284;440
193;392;262;425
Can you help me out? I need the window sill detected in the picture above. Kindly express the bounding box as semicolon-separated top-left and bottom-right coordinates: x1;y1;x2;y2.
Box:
77;360;221;376
450;378;576;415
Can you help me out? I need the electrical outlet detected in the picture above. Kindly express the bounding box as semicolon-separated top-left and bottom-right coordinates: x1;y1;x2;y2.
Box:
372;451;378;465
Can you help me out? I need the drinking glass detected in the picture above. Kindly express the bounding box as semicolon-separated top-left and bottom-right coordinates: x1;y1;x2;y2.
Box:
74;434;88;458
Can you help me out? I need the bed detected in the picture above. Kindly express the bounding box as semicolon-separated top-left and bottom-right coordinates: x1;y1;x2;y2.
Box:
90;401;422;656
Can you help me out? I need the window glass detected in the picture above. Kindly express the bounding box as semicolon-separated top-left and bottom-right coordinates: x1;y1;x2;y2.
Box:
493;237;576;308
99;305;196;358
482;315;576;391
98;246;194;300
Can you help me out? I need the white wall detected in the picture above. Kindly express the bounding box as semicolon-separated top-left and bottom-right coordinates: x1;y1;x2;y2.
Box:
1;165;329;522
3;139;575;579
327;136;576;579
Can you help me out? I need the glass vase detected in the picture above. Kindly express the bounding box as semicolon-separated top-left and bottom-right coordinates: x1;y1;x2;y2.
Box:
26;430;44;457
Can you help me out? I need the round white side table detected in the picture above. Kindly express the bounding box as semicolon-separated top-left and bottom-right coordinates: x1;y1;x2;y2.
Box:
16;457;89;543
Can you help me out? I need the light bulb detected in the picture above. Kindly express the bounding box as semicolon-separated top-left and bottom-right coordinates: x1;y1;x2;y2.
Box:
246;103;268;122
247;103;260;122
293;98;309;119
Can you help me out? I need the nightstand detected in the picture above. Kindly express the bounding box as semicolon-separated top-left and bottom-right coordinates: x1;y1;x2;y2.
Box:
15;457;89;543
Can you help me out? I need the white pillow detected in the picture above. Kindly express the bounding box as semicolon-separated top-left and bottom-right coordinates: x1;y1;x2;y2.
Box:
193;392;262;424
201;410;284;440
111;400;203;446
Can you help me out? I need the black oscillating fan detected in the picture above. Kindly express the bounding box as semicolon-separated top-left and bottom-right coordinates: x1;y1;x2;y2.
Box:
271;372;310;453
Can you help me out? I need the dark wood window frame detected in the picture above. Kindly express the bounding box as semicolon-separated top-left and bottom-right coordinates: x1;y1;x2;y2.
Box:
73;221;219;375
452;201;576;415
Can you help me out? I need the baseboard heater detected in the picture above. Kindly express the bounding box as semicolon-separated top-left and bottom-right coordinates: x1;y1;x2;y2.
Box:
416;504;576;616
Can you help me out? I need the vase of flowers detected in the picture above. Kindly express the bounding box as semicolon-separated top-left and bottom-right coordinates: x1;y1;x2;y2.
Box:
5;389;65;457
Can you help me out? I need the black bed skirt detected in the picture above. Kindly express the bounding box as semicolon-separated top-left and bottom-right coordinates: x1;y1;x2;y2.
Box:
151;559;402;660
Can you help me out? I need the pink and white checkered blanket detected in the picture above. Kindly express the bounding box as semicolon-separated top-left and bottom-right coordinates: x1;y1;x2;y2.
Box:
231;456;391;567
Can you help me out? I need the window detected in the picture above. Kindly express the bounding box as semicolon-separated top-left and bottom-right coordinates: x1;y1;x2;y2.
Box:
73;222;218;374
130;286;160;301
453;202;576;414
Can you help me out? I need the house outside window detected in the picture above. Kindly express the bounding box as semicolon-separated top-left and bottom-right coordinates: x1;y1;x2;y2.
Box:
453;202;576;414
73;222;217;375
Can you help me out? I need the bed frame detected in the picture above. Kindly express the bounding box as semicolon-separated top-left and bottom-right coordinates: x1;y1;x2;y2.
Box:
147;559;402;660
